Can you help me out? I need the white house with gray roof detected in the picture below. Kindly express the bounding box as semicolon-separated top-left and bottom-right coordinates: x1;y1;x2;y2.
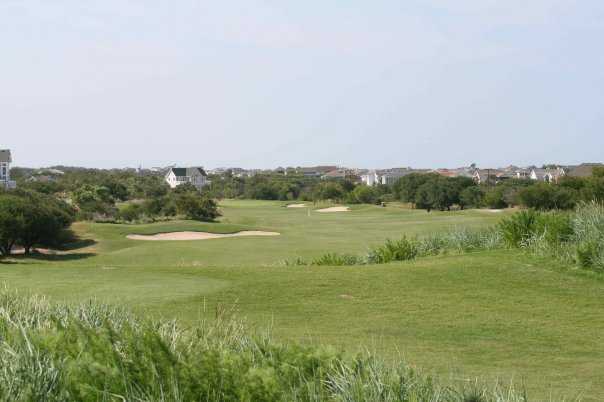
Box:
165;167;210;190
529;167;565;183
0;149;16;189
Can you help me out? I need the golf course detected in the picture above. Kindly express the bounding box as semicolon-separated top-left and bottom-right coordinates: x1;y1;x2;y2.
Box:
1;200;602;400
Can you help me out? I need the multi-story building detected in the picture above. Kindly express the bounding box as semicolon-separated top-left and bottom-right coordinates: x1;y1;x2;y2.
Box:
0;149;16;189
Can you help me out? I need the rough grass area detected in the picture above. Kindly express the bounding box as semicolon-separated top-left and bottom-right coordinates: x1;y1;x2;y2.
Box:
0;201;602;400
0;291;548;401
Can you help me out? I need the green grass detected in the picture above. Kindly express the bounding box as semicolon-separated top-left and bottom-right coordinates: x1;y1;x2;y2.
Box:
1;200;602;400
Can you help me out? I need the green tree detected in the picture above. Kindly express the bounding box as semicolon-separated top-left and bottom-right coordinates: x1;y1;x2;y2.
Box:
518;183;577;210
0;195;26;256
314;182;344;201
350;185;379;204
593;166;604;178
459;186;483;209
175;193;220;221
393;173;436;205
483;187;507;209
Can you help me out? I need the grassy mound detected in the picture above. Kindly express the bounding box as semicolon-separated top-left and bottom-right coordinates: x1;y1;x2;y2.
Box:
0;291;536;402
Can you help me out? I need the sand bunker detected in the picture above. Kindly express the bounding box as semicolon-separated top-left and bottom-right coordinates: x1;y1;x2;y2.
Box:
127;231;280;241
287;203;307;208
316;206;350;213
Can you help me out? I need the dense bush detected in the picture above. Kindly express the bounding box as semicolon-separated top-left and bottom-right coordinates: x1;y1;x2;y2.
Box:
367;237;419;263
393;174;476;211
116;203;145;222
483;187;507;209
498;210;540;247
348;185;380;204
175;193;221;222
517;183;576;210
0;291;540;402
0;190;75;255
459;186;483;208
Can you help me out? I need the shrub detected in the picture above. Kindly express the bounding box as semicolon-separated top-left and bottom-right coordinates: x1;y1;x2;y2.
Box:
349;185;379;204
534;212;573;245
459;186;483;209
483;187;507;209
367;237;419;264
117;203;144;222
175;193;221;221
570;202;604;271
281;256;308;266
575;240;603;271
518;183;577;210
311;253;363;266
498;210;540;247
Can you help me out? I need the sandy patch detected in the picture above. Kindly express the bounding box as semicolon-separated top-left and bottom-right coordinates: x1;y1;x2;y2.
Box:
11;247;59;255
482;209;504;213
316;206;350;213
286;203;307;208
127;231;280;241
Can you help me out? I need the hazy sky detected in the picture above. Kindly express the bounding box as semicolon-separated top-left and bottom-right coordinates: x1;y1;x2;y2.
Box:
2;1;603;169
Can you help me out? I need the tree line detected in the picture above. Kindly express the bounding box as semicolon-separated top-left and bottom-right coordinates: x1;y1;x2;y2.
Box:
11;165;604;222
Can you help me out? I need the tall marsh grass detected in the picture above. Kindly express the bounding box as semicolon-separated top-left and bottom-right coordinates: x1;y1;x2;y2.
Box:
0;290;547;402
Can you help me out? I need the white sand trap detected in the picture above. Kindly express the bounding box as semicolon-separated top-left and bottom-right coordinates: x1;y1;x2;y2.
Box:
483;209;504;213
127;231;280;241
287;203;307;208
316;206;350;213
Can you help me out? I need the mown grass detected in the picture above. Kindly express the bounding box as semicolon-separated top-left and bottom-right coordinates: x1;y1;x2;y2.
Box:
0;201;602;400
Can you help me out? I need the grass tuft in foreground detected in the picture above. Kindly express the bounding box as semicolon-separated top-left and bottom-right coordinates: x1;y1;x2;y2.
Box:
0;290;546;402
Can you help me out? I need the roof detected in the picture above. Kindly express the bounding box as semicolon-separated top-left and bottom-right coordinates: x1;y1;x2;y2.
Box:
298;166;338;174
567;163;603;178
531;167;565;179
322;169;347;178
169;167;207;177
0;150;12;163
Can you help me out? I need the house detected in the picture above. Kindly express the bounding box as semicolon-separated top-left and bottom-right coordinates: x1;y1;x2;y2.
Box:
0;149;16;189
432;167;474;178
361;170;381;186
514;168;532;179
292;166;338;178
321;168;359;181
360;168;429;186
529;167;565;183
165;167;210;190
472;169;509;185
379;168;429;185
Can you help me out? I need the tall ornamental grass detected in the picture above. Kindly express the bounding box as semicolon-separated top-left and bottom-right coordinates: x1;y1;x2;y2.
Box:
0;290;549;402
570;202;604;271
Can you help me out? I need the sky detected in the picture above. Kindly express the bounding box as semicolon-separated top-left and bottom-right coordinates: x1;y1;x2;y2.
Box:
1;1;603;169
